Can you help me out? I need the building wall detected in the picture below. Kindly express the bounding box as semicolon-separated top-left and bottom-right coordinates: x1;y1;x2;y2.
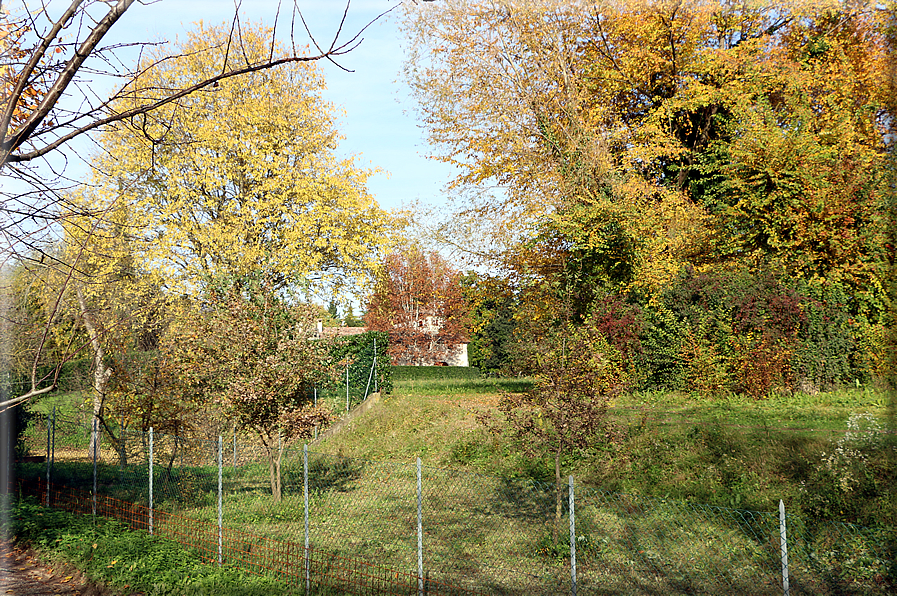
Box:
392;342;469;367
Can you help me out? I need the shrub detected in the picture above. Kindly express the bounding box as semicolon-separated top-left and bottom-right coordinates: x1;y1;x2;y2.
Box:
329;330;392;396
800;412;895;525
391;365;482;381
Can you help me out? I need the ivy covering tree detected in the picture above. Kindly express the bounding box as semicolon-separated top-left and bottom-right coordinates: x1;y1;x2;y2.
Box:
403;0;895;393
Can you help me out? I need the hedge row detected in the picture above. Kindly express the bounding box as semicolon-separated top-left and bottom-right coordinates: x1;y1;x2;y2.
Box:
330;330;393;397
391;365;482;381
591;270;888;396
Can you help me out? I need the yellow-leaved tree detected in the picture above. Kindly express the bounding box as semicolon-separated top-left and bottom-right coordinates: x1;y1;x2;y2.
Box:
97;22;397;295
403;0;891;308
1;2;393;414
401;0;712;301
8;20;400;464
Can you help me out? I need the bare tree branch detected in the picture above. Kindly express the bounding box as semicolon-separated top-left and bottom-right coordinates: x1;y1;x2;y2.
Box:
2;0;137;163
1;0;393;167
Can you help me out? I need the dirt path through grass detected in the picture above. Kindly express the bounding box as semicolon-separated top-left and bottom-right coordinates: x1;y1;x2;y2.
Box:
0;541;118;596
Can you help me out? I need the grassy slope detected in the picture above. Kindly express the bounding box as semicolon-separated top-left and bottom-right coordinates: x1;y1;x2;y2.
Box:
24;380;894;524
318;380;893;523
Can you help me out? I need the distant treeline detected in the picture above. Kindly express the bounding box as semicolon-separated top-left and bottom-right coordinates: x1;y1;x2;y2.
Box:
470;271;889;398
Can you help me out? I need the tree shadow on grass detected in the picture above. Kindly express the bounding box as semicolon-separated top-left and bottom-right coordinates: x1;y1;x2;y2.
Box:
282;455;365;495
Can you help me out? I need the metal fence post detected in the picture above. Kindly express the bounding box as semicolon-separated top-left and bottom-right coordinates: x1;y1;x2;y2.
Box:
233;429;237;470
218;435;223;567
50;406;55;478
92;417;97;519
373;337;378;393
569;476;577;596
45;411;51;506
149;427;153;535
304;444;310;594
119;419;124;482
780;499;789;596
363;356;375;401
417;457;423;596
346;362;350;413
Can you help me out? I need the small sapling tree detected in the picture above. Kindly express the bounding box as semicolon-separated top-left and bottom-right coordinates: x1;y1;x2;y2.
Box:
488;318;628;543
177;275;335;502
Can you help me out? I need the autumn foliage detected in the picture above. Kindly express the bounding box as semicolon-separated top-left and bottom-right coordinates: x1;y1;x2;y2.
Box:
96;22;396;295
489;319;627;539
0;16;45;130
169;275;335;501
405;0;895;393
365;246;469;366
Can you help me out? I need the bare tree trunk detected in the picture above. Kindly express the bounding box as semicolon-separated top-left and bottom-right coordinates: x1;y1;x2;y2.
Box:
274;442;283;501
76;286;112;462
261;433;283;502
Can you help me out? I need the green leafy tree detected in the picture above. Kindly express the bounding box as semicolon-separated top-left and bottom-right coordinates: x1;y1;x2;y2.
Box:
462;273;518;376
343;304;365;327
172;275;334;501
325;300;341;327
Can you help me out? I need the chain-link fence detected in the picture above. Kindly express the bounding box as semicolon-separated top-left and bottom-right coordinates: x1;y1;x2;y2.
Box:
17;413;896;595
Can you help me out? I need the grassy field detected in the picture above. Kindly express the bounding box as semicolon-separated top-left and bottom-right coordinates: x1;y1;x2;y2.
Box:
18;378;896;595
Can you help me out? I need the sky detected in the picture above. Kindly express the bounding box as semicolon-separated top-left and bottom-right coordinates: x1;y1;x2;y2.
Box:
1;1;459;304
98;0;455;214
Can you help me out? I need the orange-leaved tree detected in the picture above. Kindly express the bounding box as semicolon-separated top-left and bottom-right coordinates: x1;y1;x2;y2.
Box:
365;245;469;366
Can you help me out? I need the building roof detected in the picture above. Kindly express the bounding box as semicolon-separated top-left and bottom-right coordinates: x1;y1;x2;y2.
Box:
321;326;368;338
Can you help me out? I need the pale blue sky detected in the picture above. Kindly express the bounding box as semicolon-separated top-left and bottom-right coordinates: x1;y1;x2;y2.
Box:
2;1;456;297
102;0;454;213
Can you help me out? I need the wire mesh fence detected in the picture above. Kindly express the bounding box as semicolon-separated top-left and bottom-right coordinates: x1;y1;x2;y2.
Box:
16;413;897;595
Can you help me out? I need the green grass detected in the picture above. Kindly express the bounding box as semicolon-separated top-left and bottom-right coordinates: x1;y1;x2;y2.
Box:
25;381;893;525
21;380;896;594
392;376;533;398
28;437;889;595
584;388;894;518
25;389;90;417
391;365;483;381
318;383;894;521
6;498;322;595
